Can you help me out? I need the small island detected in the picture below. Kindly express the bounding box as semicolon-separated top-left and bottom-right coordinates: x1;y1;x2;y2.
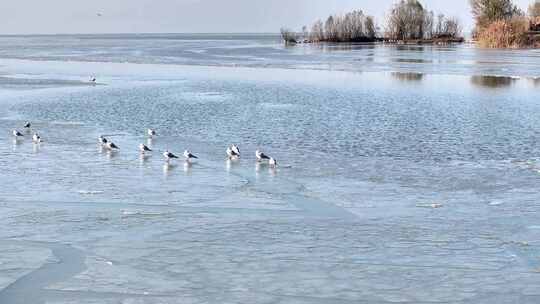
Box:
281;0;540;48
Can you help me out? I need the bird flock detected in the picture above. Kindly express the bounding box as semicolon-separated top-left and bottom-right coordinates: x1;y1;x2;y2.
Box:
12;123;278;167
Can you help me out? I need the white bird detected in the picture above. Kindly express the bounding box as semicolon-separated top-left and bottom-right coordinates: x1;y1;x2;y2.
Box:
90;76;96;83
12;130;24;137
226;146;240;159
98;135;108;145
23;121;31;129
255;150;270;162
163;150;179;161
139;143;152;153
231;144;240;156
106;142;119;150
269;157;278;167
32;133;42;143
147;129;157;137
184;150;198;161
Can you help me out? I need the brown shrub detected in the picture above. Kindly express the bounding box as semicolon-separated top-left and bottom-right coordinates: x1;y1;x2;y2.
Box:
477;17;531;48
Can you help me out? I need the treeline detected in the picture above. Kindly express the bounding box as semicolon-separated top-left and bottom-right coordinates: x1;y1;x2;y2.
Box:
281;10;376;43
385;0;462;41
280;0;463;44
471;0;540;48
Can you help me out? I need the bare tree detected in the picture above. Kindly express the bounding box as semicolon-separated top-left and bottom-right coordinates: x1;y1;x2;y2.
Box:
470;0;522;29
386;0;427;40
280;28;297;44
529;0;540;17
302;26;309;41
365;16;376;39
310;20;325;42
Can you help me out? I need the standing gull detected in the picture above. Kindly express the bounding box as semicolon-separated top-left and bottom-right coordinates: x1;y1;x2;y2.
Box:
269;157;278;168
231;144;240;156
12;130;24;138
163;150;179;161
226;146;240;159
255;150;270;162
98;136;108;145
105;141;119;150
32;133;42;143
139;143;152;153
23;121;31;129
184;150;198;161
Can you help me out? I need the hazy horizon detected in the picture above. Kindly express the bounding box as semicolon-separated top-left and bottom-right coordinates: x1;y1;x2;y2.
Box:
0;0;533;35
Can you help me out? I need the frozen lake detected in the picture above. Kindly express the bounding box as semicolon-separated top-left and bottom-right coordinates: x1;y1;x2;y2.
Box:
0;34;539;303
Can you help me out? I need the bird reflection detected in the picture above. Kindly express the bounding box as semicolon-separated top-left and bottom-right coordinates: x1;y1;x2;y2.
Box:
32;142;41;153
163;162;176;177
12;139;22;150
106;150;118;160
139;153;151;164
226;159;232;172
183;161;192;175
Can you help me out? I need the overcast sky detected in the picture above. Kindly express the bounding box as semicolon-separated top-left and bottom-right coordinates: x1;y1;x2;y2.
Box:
0;0;533;34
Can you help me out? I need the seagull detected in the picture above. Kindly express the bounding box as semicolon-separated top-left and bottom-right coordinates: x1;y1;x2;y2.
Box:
139;143;152;153
231;144;240;156
163;150;179;161
147;129;157;137
184;150;198;161
98;135;108;145
106;142;119;150
32;133;42;143
269;157;278;168
255;149;270;162
90;76;96;83
12;130;24;137
23;121;31;129
226;146;240;159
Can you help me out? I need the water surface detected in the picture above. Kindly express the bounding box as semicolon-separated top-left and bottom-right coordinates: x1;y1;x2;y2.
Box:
0;34;539;304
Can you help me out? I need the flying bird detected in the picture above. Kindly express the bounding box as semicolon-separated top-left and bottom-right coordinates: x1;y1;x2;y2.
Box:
139;143;152;153
163;150;179;161
255;150;270;162
184;150;198;161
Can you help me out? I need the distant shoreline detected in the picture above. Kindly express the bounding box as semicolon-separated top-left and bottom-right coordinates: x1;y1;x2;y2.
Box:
288;37;465;46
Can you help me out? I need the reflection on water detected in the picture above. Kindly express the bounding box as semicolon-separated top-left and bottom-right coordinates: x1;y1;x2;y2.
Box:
470;75;517;88
32;142;41;154
395;45;426;52
162;162;176;177
12;139;21;150
391;72;424;82
139;153;151;164
394;58;432;64
106;150;118;160
529;77;540;87
183;161;192;175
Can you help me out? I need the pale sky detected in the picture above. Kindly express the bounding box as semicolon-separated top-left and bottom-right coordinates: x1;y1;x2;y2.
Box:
0;0;533;34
